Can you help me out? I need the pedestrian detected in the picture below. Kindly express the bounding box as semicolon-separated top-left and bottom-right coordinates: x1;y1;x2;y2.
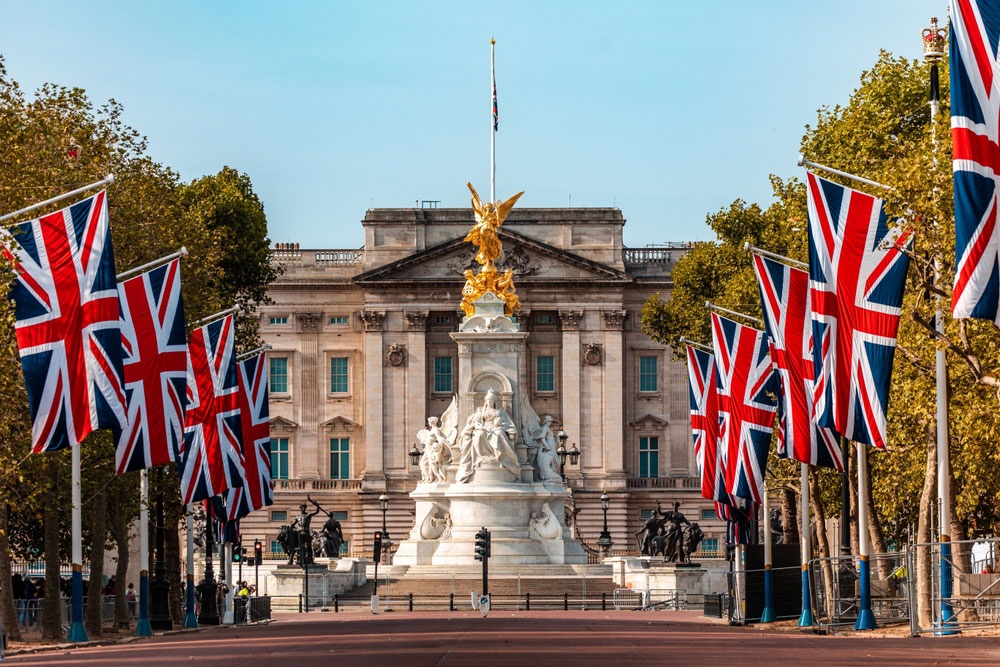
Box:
126;582;137;619
23;577;37;626
12;573;25;624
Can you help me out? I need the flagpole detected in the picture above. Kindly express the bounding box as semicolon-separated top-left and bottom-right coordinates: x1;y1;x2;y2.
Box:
855;442;877;630
191;305;241;328
116;247;188;282
135;470;153;635
67;442;88;642
798;463;815;626
923;16;957;635
0;175;114;224
704;301;764;326
761;488;775;623
237;343;272;361
490;37;496;204
678;336;713;353
797;155;890;192
743;242;808;271
184;504;198;628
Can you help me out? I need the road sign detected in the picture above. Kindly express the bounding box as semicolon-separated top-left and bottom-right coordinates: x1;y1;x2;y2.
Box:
479;594;490;617
371;594;380;615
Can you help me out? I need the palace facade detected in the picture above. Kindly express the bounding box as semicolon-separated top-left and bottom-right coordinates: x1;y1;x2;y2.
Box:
240;205;726;559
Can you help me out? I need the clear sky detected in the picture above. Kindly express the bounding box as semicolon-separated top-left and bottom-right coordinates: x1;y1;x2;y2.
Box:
1;1;945;249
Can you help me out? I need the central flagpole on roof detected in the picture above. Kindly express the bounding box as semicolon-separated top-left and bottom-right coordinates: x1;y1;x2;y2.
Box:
490;37;497;203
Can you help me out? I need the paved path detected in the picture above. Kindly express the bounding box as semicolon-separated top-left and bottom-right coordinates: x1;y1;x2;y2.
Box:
4;610;999;666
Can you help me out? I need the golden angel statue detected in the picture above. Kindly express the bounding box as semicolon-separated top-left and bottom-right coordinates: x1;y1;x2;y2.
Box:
465;183;524;269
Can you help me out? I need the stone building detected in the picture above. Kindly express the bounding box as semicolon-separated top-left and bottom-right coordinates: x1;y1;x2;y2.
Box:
239;205;725;559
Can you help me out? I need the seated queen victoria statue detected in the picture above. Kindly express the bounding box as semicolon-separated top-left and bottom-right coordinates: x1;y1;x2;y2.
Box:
455;389;520;483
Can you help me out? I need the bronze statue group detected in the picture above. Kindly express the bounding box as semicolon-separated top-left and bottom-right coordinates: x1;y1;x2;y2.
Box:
275;497;344;566
635;501;704;563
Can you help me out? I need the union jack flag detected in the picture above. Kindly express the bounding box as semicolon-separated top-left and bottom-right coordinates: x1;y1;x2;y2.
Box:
806;172;911;449
951;0;1000;323
492;62;499;131
753;254;843;470
206;496;240;545
8;191;126;453
686;346;722;501
114;259;188;474
716;499;756;545
711;313;778;503
178;314;244;503
225;352;273;522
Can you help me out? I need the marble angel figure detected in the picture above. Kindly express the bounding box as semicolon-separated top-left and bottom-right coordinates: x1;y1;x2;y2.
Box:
521;397;562;482
417;396;458;483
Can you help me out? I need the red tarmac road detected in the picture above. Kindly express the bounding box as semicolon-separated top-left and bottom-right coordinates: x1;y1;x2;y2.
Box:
4;610;1000;666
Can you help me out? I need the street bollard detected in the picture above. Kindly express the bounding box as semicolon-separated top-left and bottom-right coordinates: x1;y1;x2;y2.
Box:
334;595;339;613
525;592;530;611
602;593;606;611
564;593;568;611
449;593;454;611
408;593;413;612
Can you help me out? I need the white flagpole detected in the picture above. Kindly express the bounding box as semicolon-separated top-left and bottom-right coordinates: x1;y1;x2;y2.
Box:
0;175;114;224
704;301;764;327
184;505;198;627
856;443;877;629
797;155;890;192
798;463;815;626
67;443;88;642
761;488;775;622
135;471;153;635
237;343;272;361
191;305;241;328
116;247;188;282
490;37;496;204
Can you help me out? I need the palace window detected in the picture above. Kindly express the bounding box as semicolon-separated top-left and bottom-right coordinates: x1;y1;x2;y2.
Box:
330;438;350;479
433;356;453;393
639;355;658;392
700;538;719;555
329;357;349;393
536;355;555;393
639;436;659;478
329;315;349;325
270;540;283;554
270;511;287;522
701;509;716;520
269;357;288;394
268;316;288;325
270;438;289;480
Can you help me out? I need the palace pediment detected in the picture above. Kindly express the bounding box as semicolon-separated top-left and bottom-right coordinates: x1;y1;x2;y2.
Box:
354;229;630;287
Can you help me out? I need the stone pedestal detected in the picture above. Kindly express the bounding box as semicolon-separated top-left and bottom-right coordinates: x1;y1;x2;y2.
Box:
609;557;708;596
269;559;367;610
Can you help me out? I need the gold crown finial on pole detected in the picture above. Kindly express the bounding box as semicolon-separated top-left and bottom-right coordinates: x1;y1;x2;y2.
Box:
922;17;947;63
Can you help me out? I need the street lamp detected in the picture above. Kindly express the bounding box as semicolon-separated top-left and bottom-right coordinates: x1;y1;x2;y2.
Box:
379;494;390;542
555;430;580;482
408;443;422;467
598;492;613;555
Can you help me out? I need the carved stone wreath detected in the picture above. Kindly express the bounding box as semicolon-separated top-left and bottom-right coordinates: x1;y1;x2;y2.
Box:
385;343;406;367
583;343;603;366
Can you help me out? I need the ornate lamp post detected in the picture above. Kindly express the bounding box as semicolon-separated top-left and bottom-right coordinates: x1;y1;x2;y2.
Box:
379;493;390;543
597;492;613;555
555;431;580;482
409;443;422;467
149;472;172;630
197;508;220;625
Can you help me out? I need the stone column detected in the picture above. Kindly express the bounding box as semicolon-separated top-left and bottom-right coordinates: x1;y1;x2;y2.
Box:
559;310;583;474
405;312;428;479
602;310;628;481
295;312;321;478
361;310;386;487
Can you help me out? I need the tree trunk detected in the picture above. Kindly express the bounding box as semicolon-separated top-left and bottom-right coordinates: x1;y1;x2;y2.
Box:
84;486;106;637
111;484;131;629
864;462;892;579
781;487;799;545
809;470;835;620
0;503;22;641
916;424;936;628
165;514;183;624
41;456;62;641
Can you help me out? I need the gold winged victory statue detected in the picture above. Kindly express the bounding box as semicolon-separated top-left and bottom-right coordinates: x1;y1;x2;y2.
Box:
461;183;524;317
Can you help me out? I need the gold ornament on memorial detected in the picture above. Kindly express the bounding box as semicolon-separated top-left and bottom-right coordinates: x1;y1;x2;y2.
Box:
461;182;524;317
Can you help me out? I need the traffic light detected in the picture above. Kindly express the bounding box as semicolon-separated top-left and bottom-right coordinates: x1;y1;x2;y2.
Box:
232;547;242;563
373;530;383;562
474;528;490;561
254;540;263;564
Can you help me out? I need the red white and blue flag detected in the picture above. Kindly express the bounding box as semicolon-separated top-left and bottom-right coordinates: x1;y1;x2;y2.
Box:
753;254;843;470
114;259;188;474
492;63;499;131
8;191;126;453
178;314;244;503
806;172;911;449
686;345;722;501
951;0;1000;323
225;352;273;522
711;313;778;503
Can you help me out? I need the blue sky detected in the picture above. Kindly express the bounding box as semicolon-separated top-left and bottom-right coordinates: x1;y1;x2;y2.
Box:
1;1;945;249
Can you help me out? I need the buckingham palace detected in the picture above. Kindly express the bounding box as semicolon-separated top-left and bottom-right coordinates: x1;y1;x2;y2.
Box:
238;204;726;559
